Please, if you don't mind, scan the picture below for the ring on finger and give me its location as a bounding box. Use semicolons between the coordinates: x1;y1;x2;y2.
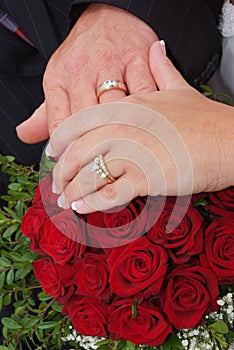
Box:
96;80;128;101
92;154;116;183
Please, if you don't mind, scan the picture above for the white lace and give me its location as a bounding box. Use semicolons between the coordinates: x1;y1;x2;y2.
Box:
218;0;234;37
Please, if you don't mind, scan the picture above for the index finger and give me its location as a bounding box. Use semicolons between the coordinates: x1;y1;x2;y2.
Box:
45;102;147;157
45;86;71;135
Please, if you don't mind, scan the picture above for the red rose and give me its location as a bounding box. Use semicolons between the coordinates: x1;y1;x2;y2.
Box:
200;218;234;284
21;205;48;254
39;209;86;265
33;176;62;216
73;252;112;300
87;197;149;248
148;199;203;263
64;296;108;337
33;257;74;302
108;237;168;297
163;264;219;329
208;187;234;212
109;297;172;346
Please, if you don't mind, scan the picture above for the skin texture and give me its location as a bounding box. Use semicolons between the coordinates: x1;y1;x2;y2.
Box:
47;41;234;213
16;4;158;143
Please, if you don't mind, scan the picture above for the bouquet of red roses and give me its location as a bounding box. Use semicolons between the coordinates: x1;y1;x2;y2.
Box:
21;175;234;348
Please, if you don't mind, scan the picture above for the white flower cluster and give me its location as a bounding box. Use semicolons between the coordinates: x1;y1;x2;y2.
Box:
178;291;234;350
61;325;104;350
209;292;234;327
178;326;216;350
61;291;234;350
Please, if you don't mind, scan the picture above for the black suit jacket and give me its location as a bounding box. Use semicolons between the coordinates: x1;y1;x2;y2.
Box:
0;0;223;86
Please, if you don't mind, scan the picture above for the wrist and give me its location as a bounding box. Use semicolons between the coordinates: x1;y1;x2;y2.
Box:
76;3;157;41
215;104;234;189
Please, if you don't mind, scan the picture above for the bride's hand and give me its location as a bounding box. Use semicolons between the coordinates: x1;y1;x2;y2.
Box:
46;41;234;213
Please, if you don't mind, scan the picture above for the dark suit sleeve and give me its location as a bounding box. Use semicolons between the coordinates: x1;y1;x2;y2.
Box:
67;0;224;86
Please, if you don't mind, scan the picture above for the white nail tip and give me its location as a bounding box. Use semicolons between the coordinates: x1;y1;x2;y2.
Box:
71;202;77;211
52;181;57;194
45;143;52;157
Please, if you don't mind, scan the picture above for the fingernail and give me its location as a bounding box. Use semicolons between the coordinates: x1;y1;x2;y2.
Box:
45;142;53;157
57;192;69;209
71;200;84;211
160;40;166;56
52;181;58;194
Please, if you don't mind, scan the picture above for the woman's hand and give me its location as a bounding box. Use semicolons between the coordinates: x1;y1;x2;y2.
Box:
47;41;234;213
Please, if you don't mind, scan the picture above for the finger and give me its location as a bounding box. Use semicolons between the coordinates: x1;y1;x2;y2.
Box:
52;129;114;194
69;80;98;115
16;102;49;144
57;157;124;209
96;72;127;104
71;174;138;214
125;56;157;93
45;86;71;135
149;40;189;91
45;102;158;158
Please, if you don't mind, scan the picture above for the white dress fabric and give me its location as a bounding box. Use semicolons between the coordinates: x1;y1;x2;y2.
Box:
208;0;234;101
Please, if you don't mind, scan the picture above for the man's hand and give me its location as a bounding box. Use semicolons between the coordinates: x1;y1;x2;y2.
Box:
16;4;158;144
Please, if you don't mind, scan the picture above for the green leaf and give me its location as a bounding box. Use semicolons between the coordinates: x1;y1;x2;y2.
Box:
123;341;136;350
2;326;8;339
7;344;15;350
3;223;20;240
19;251;37;262
20;317;39;329
15;201;24;219
3;293;12;306
6;269;14;285
38;321;59;329
8;252;22;261
194;199;208;207
95;339;113;347
210;321;229;334
200;84;213;93
6;155;15;162
96;345;110;350
1;317;22;330
38;291;52;301
15;264;33;280
15;305;26;316
0;257;11;268
2;207;19;220
51;301;63;313
0;346;10;350
0;295;3;311
0;271;5;289
160;333;183;350
8;183;22;191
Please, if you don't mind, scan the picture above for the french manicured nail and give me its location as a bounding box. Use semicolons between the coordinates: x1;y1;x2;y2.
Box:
160;40;166;56
45;142;53;157
71;200;84;211
52;181;58;194
57;192;69;209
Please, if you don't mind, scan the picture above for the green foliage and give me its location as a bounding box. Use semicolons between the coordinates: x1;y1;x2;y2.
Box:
0;155;72;349
200;85;233;106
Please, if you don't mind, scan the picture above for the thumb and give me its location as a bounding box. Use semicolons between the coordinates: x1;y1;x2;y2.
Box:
16;102;49;144
149;40;189;91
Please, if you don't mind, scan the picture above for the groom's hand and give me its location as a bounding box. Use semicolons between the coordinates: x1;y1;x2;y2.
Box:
16;3;158;144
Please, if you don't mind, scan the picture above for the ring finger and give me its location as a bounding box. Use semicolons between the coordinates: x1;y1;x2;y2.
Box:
57;155;125;209
96;67;127;103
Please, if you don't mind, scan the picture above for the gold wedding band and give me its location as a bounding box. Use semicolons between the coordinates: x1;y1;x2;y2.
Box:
96;80;128;100
92;154;116;183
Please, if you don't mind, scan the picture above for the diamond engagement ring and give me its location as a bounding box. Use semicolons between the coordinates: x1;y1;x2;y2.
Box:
96;80;128;100
92;154;116;183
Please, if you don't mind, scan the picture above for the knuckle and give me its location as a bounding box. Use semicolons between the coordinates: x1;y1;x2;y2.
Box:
102;184;118;202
